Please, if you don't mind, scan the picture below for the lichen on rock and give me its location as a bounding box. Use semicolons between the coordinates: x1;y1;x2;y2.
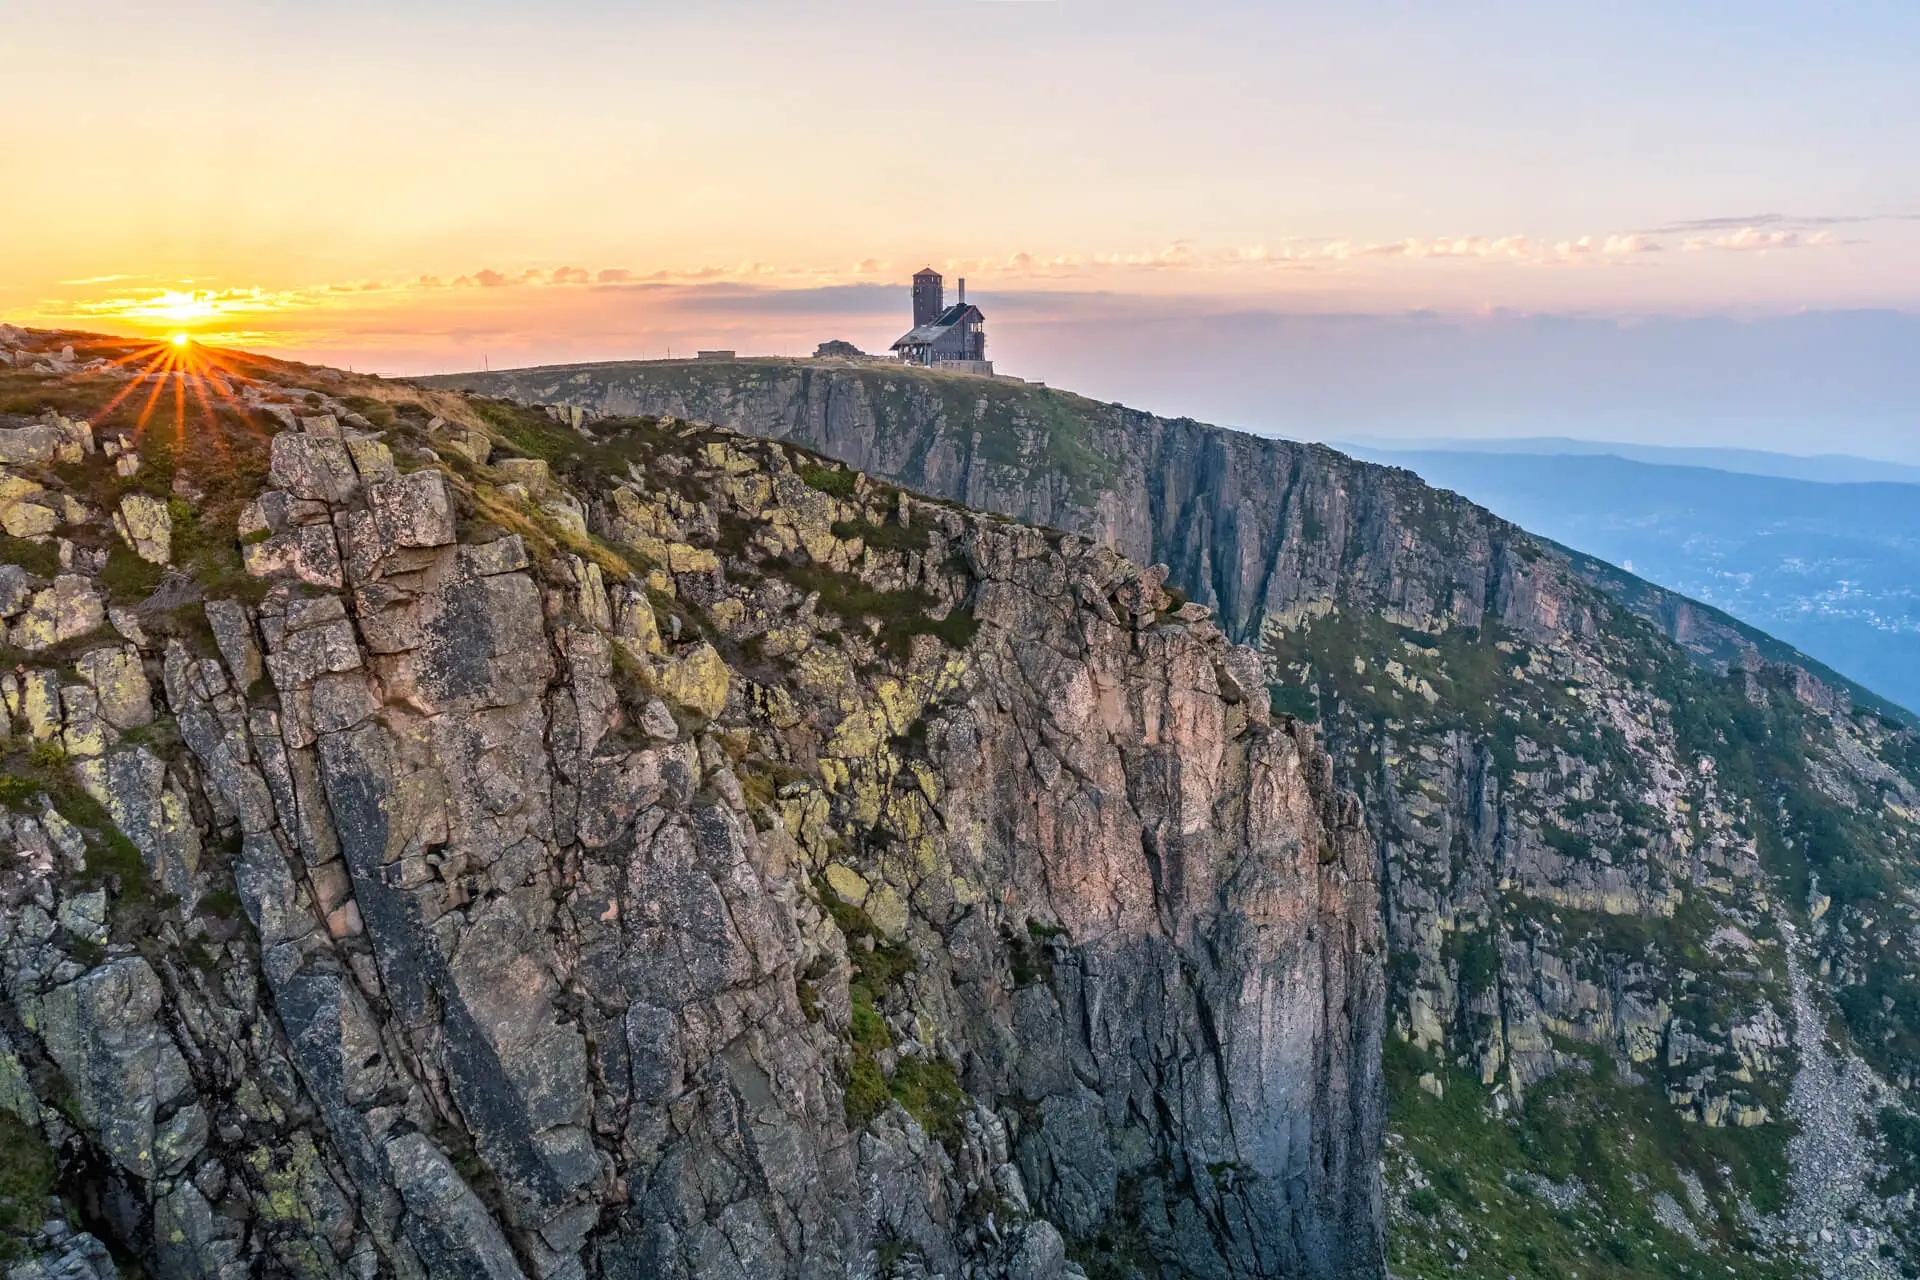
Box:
112;492;173;565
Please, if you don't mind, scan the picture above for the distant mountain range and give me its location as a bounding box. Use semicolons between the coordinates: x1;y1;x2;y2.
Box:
1337;434;1920;486
1343;441;1920;712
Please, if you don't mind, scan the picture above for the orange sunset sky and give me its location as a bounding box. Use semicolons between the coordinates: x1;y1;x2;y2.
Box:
4;1;1917;448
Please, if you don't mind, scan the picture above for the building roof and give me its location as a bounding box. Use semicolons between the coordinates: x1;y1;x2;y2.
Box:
913;266;942;278
891;303;983;349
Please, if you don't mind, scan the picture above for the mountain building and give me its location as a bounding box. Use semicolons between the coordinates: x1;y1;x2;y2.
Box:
890;267;992;375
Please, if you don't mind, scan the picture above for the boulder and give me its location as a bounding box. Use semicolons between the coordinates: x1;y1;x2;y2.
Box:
1006;1221;1069;1280
269;433;360;504
368;470;456;548
0;424;71;466
0;563;33;617
204;598;263;687
657;642;730;719
9;575;105;650
242;524;344;588
441;427;493;466
383;1133;529;1279
346;436;397;484
112;492;172;565
494;457;550;489
74;645;154;730
75;746;203;902
3;1224;117;1279
0;498;58;538
29;958;193;1180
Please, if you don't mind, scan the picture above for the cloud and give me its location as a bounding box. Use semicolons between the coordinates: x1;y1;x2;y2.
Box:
1683;227;1836;252
1647;211;1917;236
46;285;319;326
1412;236;1529;259
1653;213;1794;234
311;219;1846;300
986;235;1573;277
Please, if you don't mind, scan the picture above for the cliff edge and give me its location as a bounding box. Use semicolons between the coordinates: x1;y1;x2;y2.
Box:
0;330;1383;1279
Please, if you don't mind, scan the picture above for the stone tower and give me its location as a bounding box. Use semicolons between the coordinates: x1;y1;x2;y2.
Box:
912;267;943;329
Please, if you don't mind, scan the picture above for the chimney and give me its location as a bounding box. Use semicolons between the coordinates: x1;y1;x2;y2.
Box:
958;278;966;306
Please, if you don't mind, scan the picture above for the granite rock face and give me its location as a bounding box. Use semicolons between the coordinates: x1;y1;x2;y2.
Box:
14;335;1920;1277
429;361;1821;672
418;364;1559;641
432;359;1920;1276
0;354;1382;1278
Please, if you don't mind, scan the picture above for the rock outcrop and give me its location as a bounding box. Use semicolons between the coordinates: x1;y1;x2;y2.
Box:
0;333;1383;1278
9;333;1920;1277
434;357;1920;1277
432;362;1890;699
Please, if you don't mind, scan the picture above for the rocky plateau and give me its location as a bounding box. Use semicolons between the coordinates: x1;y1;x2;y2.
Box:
0;331;1382;1280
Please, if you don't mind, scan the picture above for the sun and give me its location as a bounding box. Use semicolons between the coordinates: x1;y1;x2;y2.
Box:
171;333;190;347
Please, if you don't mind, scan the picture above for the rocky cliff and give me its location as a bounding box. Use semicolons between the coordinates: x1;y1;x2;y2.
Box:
420;359;1898;702
433;358;1920;1279
0;329;1383;1279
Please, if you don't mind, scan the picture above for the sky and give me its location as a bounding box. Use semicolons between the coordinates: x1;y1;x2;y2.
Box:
3;1;1918;453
